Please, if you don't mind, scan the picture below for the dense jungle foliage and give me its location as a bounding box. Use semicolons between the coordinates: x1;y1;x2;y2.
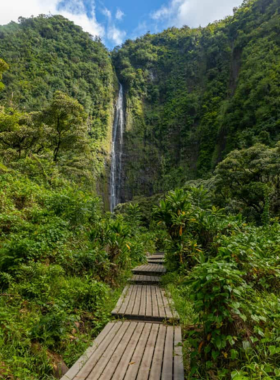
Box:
152;187;280;380
0;15;116;189
0;0;280;379
113;0;280;200
0;19;155;379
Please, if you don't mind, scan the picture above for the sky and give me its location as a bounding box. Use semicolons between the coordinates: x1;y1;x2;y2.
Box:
0;0;244;49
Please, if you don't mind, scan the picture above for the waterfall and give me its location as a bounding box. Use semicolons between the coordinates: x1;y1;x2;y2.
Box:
110;84;124;212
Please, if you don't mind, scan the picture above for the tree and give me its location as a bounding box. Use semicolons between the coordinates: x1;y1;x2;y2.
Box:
0;58;9;92
39;91;88;162
0;109;43;160
215;143;280;221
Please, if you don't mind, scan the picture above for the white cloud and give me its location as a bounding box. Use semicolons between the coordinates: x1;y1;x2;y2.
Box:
101;7;126;46
151;0;243;28
0;0;104;37
107;25;126;45
116;9;124;21
101;7;112;20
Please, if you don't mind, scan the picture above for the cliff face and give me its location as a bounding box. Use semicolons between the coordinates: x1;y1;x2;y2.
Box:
113;0;280;201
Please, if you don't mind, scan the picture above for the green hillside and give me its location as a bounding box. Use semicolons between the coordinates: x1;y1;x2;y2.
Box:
0;15;116;202
0;1;279;379
113;0;280;199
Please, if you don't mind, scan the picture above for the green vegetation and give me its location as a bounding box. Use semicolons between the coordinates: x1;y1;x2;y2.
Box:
0;15;116;198
0;19;154;378
113;0;280;199
0;170;155;378
1;0;280;378
153;186;280;379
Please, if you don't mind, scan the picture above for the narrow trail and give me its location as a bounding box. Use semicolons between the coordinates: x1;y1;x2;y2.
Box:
62;253;184;380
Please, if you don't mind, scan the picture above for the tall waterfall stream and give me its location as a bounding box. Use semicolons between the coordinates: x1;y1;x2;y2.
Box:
110;84;124;212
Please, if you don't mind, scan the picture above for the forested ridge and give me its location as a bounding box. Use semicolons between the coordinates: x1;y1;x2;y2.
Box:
113;0;280;199
0;15;116;203
0;0;280;379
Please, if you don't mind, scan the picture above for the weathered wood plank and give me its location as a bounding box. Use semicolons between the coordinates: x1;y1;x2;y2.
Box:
162;326;173;380
110;322;145;380
131;285;141;316
112;285;179;322
133;264;166;276
129;275;161;284
86;322;131;380
123;323;152;380
136;323;159;380
61;322;115;380
160;288;173;320
147;255;164;259
112;286;129;314
155;285;166;319
72;322;123;379
139;284;146;316
97;322;137;380
151;285;159;318
174;327;184;380
148;259;164;264
146;285;152;317
117;285;134;314
149;324;166;380
64;322;184;380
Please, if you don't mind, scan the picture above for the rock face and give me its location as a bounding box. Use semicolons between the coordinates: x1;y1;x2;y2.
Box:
112;0;280;201
53;361;69;379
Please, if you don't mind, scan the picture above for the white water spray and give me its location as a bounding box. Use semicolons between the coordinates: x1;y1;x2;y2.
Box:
110;84;124;212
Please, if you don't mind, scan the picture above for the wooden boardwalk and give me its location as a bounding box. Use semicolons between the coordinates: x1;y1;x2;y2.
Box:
147;259;164;264
112;285;179;322
133;264;166;275
61;321;184;380
129;275;160;284
62;253;184;380
147;254;164;260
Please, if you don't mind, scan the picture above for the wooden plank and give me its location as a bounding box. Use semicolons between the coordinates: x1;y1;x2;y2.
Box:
110;322;145;380
160;288;173;320
136;323;159;380
155;286;167;319
112;286;131;314
125;285;138;315
72;322;123;379
117;286;134;315
148;260;164;265
124;323;152;380
146;285;152;317
131;285;141;316
174;327;184;380
98;322;138;380
133;264;166;276
151;286;159;318
139;285;146;316
86;322;131;380
129;275;161;284
162;327;174;380
149;324;166;380
61;322;116;380
112;286;129;314
168;291;180;320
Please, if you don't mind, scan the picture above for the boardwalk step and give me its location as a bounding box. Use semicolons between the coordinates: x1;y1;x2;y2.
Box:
148;254;165;259
61;321;184;380
129;275;161;285
133;264;166;276
148;259;164;264
112;285;179;322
